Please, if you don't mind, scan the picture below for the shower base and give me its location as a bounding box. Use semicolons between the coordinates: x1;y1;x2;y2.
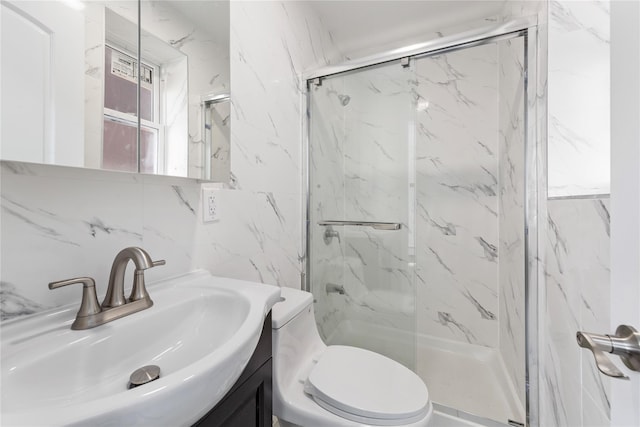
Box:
325;320;525;427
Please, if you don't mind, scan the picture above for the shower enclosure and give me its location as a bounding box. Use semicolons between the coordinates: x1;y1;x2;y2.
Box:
305;20;538;427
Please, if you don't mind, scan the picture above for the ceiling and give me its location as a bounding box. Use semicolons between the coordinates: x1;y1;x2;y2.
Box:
163;0;230;48
150;1;505;64
307;0;506;57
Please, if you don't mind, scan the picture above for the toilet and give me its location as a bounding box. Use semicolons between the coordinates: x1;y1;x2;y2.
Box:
272;287;433;427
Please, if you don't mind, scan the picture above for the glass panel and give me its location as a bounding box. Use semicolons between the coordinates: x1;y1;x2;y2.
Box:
102;118;157;173
413;36;526;424
308;60;417;370
102;118;136;172
308;33;528;427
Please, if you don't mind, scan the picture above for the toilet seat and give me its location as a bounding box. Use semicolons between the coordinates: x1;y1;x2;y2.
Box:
303;346;430;426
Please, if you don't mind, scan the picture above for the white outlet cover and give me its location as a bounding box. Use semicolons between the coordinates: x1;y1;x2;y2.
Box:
202;188;219;223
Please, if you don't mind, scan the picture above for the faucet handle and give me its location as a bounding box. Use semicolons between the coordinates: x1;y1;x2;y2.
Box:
129;258;165;303
49;277;101;327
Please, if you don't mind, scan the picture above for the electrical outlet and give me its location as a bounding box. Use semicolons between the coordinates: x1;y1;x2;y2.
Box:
202;188;219;222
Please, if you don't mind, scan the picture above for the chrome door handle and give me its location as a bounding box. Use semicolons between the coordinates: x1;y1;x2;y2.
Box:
577;324;640;379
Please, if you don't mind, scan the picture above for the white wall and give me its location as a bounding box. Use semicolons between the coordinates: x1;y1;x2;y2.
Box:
610;0;640;424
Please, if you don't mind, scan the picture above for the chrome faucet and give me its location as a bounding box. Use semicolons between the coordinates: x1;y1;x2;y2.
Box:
102;247;165;309
48;247;165;330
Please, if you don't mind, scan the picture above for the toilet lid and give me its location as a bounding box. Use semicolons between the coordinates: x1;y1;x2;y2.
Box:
304;346;430;424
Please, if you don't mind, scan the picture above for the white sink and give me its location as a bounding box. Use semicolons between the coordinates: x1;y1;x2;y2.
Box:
1;270;281;426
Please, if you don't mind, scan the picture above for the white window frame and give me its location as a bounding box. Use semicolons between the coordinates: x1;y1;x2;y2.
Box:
102;42;165;174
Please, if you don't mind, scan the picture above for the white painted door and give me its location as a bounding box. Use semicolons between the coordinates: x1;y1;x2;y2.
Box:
610;1;640;426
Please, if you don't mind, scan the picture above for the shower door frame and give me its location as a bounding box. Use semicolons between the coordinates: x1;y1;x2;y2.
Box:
301;16;544;427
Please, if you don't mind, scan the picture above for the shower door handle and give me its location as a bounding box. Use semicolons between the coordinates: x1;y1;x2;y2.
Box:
577;324;640;379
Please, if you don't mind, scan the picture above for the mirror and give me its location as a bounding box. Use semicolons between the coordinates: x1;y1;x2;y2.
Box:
0;0;230;181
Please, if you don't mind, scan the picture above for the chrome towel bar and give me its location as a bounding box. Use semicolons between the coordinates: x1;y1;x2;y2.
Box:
317;220;401;230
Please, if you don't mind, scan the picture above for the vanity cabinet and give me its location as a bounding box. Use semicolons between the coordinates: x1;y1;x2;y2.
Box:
193;313;272;427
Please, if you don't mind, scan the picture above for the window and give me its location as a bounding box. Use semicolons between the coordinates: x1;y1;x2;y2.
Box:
102;45;162;173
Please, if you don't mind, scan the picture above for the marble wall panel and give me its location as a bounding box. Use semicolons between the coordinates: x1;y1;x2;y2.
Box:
230;1;341;194
541;197;611;427
228;0;340;291
193;189;302;290
0;162;305;320
0;162;192;319
547;0;610;197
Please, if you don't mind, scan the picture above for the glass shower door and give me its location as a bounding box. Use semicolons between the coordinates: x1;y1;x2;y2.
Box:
308;60;417;370
307;30;529;426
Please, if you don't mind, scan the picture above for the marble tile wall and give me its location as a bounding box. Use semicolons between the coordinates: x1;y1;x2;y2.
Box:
0;161;307;320
547;0;610;197
0;162;200;319
228;0;341;289
541;197;611;427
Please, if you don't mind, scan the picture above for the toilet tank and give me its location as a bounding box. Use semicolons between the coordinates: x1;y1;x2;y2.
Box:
271;287;326;388
272;287;314;329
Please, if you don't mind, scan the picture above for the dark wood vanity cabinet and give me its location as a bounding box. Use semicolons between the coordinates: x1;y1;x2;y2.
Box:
193;313;272;427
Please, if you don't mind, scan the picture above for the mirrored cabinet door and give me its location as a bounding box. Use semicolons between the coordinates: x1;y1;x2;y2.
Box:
1;0;230;182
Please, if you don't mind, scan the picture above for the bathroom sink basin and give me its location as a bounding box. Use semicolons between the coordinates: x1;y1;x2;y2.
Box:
1;270;281;426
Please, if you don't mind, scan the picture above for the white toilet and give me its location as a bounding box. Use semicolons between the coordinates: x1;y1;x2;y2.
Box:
272;287;433;427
